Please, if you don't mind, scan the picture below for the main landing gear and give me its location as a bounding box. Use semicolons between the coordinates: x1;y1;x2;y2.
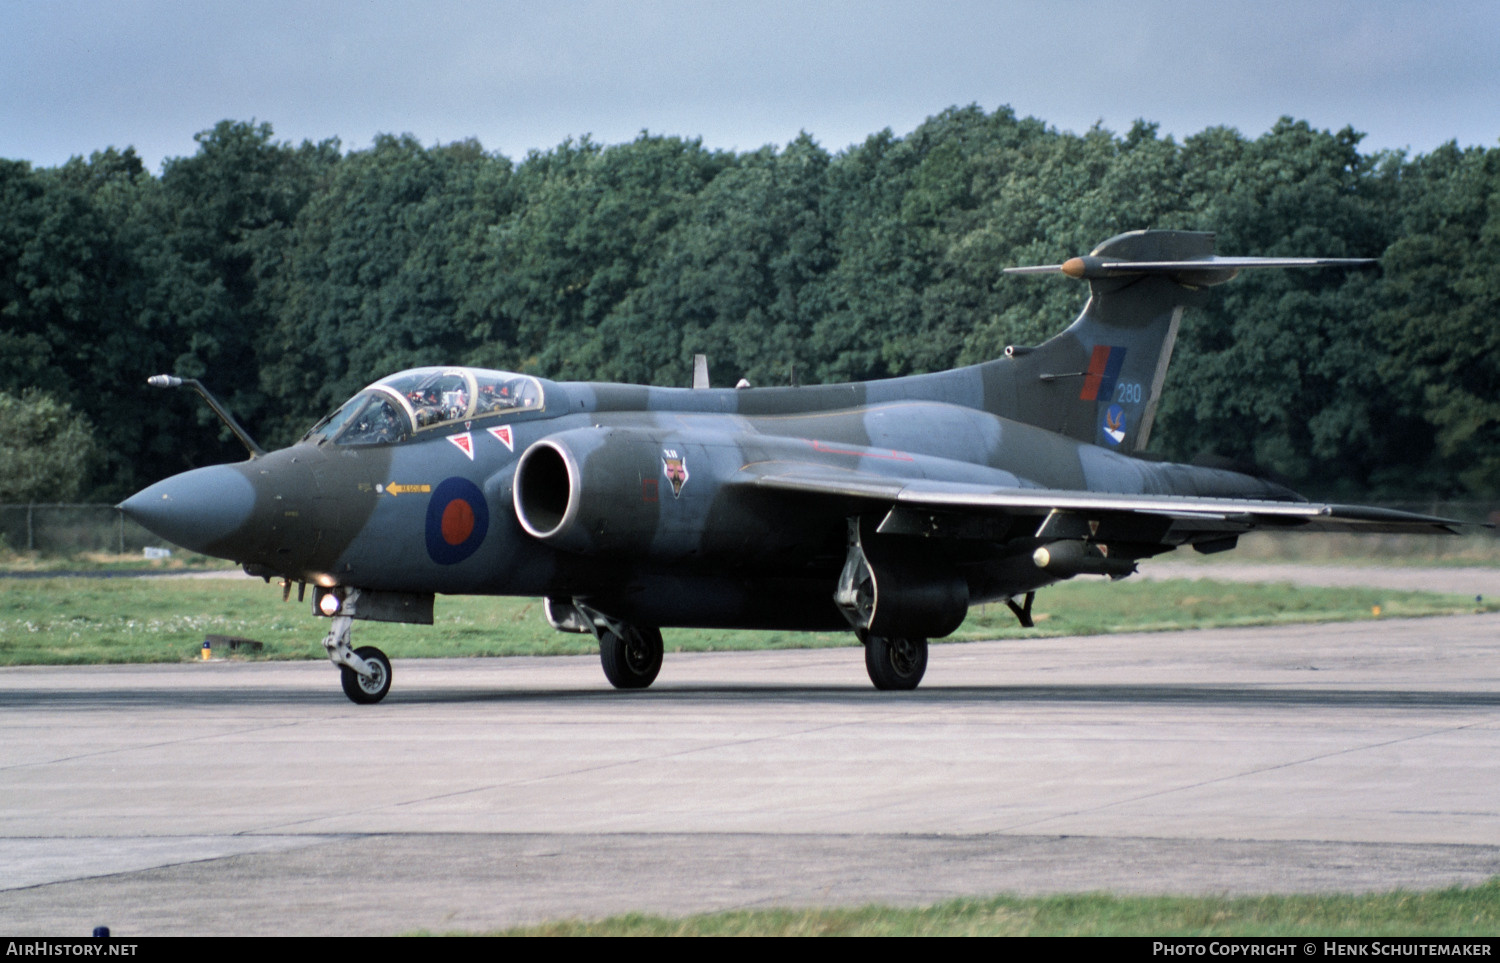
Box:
543;597;665;690
594;621;664;690
322;614;393;705
860;631;928;690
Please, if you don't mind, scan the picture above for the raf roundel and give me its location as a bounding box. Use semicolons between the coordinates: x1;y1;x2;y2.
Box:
425;477;490;565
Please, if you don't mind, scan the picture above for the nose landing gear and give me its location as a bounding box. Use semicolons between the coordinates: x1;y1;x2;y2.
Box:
339;644;392;704
322;613;393;704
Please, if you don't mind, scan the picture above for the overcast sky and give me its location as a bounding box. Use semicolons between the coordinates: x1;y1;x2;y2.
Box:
3;0;1496;172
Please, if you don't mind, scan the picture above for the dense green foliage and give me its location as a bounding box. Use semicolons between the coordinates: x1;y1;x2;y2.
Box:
0;389;97;502
2;110;1496;500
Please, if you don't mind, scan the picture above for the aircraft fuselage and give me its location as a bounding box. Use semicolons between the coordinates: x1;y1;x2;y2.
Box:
123;370;1290;631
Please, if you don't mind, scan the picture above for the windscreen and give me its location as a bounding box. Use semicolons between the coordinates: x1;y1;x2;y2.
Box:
306;367;544;447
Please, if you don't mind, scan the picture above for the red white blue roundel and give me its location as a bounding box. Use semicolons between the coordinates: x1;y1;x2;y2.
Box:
425;477;489;564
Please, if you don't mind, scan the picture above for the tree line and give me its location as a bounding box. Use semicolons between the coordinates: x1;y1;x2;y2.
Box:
1;107;1496;502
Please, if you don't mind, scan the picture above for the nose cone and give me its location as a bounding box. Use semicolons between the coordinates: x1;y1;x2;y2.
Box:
118;464;258;557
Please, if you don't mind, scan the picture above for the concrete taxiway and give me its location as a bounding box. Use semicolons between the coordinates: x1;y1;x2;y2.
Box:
2;613;1499;935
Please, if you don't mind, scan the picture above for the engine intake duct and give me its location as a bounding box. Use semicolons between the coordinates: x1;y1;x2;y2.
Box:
512;426;746;559
515;431;667;557
514;438;583;544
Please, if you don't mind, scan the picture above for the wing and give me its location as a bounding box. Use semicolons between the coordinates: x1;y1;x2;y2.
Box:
738;464;1465;543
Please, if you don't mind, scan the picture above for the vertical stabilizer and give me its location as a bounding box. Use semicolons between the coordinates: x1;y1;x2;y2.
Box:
998;231;1371;452
1002;231;1213;451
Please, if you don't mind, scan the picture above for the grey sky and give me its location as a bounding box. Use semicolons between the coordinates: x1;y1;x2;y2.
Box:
3;0;1495;172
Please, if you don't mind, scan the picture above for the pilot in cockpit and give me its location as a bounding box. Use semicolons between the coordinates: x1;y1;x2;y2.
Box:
342;396;407;445
405;388;434;427
476;378;536;414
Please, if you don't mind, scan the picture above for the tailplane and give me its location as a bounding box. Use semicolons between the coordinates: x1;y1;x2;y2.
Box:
999;230;1372;451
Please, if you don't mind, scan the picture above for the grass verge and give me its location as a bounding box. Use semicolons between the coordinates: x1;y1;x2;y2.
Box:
1163;531;1500;568
0;549;238;573
464;880;1500;936
1;574;1492;666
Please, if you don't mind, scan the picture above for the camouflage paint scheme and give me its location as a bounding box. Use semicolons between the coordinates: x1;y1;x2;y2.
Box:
121;231;1460;700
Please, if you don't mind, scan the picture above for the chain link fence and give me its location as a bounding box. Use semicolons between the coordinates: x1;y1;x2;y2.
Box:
0;504;172;556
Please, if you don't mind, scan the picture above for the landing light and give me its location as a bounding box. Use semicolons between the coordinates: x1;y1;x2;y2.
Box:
319;593;342;617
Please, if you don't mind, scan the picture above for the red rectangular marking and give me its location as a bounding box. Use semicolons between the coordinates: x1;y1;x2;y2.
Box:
1079;344;1112;401
808;440;915;462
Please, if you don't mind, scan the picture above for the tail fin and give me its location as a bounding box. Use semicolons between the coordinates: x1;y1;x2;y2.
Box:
999;230;1372;452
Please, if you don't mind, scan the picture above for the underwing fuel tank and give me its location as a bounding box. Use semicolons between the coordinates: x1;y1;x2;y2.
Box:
1032;540;1138;579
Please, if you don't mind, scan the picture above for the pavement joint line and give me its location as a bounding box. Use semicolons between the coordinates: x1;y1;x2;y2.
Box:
988;716;1500;836
0;720;306;772
236;719;868;834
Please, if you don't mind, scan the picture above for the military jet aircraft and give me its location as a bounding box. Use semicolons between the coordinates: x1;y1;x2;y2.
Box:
120;230;1460;703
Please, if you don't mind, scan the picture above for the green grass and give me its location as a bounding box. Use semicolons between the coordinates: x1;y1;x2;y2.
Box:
462;880;1500;936
1172;531;1500;568
0;573;1492;666
950;577;1493;640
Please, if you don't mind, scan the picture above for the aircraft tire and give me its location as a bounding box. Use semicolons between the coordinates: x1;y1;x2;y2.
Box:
340;645;392;704
599;625;663;690
863;633;927;691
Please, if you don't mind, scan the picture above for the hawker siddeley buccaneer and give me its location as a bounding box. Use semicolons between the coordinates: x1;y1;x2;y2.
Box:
121;230;1462;703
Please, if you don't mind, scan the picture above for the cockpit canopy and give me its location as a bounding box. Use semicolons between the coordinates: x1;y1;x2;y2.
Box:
306;367;544;446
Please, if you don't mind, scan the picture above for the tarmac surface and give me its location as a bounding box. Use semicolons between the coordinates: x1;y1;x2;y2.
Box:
3;592;1500;936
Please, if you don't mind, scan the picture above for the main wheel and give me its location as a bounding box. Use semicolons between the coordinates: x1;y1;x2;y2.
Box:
863;633;927;691
340;645;392;704
599;625;663;690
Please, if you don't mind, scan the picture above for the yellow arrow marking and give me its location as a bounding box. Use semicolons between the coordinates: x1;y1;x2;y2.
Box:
384;483;432;496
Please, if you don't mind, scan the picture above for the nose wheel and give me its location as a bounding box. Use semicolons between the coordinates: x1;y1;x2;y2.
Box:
322;613;393;704
340;645;392;704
